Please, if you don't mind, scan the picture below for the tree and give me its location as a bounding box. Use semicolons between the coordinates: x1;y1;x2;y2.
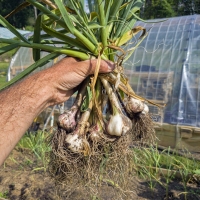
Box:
176;0;200;15
142;0;175;19
141;0;200;19
0;0;34;29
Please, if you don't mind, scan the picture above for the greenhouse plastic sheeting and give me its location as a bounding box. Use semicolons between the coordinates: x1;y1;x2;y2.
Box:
125;15;200;127
124;14;200;151
0;27;30;39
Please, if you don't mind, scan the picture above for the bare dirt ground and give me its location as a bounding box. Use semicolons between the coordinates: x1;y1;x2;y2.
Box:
0;149;200;200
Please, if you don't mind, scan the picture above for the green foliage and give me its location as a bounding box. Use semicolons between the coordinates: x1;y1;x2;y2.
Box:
142;0;175;19
0;62;9;70
0;43;18;61
174;1;199;18
0;0;34;28
175;0;200;15
132;146;200;197
0;62;8;87
81;86;92;112
0;0;146;90
18;131;51;171
141;0;200;19
24;25;34;31
0;191;8;198
0;74;6;87
133;146;200;175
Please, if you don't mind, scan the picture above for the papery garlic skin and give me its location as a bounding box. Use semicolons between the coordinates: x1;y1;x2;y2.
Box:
65;133;83;153
57;109;77;132
106;113;132;136
126;97;144;113
88;124;102;142
121;114;133;135
89;131;102;142
141;104;149;115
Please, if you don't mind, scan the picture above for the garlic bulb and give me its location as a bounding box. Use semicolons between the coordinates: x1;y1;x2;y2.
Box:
57;108;77;132
141;104;149;115
88;124;102;142
106;113;132;136
126;97;144;113
65;132;83;153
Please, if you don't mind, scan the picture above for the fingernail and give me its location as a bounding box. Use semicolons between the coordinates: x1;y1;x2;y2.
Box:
106;61;115;71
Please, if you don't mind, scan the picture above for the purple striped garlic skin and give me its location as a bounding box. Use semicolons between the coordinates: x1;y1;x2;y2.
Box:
126;97;145;113
57;108;77;132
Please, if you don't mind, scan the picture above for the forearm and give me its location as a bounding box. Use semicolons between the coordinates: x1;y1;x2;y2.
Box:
0;70;53;165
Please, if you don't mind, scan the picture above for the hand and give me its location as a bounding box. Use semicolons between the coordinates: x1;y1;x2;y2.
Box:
43;57;115;105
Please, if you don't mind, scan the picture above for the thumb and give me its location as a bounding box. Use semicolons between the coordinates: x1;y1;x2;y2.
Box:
81;59;115;76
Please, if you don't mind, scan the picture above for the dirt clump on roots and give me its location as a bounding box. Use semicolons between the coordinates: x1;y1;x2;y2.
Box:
132;113;156;145
48;111;156;194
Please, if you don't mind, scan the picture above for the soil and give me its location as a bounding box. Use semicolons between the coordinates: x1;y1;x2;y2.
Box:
0;149;200;200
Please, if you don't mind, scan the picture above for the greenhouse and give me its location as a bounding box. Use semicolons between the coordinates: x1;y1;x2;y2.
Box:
7;14;200;151
125;14;200;151
0;27;30;39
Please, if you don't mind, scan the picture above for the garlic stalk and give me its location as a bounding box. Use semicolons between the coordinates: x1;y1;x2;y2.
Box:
65;99;93;154
100;73;162;109
100;77;132;137
57;78;89;132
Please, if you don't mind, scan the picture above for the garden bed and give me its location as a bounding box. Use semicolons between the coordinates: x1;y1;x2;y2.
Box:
0;142;200;200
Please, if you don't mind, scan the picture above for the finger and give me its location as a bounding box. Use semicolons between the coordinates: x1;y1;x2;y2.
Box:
92;59;115;73
79;59;115;76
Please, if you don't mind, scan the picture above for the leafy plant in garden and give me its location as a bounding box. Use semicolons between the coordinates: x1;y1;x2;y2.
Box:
132;146;200;199
18;131;51;171
0;0;159;192
0;191;8;199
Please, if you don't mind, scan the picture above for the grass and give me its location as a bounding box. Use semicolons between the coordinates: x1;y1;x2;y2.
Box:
3;131;200;199
0;76;6;88
0;43;14;88
0;62;9;87
0;191;8;198
0;43;14;87
132;145;200;199
0;43;18;62
0;62;9;70
17;131;51;171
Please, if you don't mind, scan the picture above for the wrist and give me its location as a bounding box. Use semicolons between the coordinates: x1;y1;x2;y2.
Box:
18;70;54;113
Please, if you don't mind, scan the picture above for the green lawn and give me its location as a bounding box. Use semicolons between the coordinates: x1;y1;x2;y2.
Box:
0;76;6;88
0;62;9;87
0;62;9;70
0;42;18;88
0;43;18;61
